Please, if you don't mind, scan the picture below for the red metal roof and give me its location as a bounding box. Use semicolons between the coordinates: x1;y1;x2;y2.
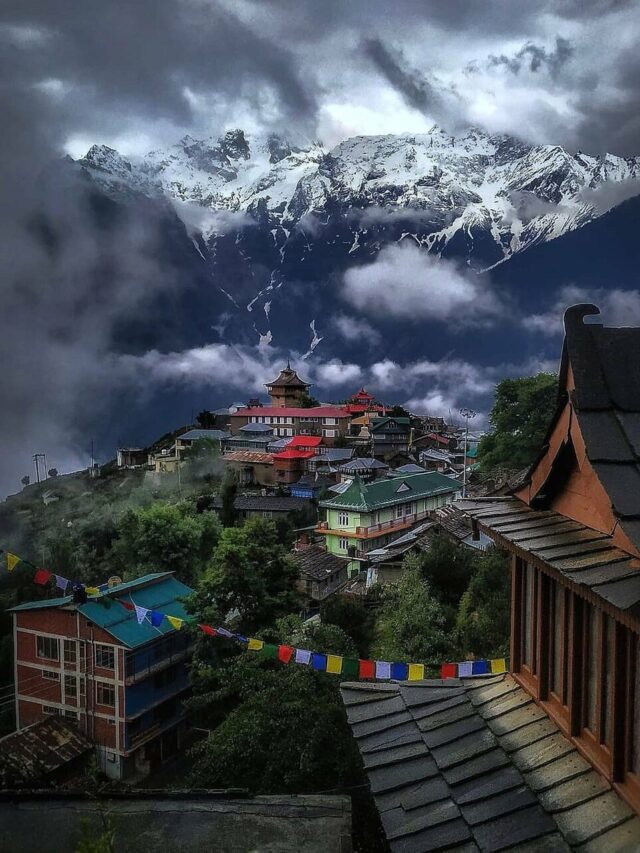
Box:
231;406;348;417
272;449;316;460
288;435;323;447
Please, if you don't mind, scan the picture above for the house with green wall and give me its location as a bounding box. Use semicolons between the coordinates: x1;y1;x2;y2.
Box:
316;471;460;576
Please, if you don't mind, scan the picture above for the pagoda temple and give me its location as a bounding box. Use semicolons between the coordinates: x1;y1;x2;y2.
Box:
265;362;311;407
344;387;385;416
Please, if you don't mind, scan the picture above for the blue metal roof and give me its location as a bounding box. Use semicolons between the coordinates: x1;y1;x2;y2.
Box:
179;429;230;440
10;573;194;649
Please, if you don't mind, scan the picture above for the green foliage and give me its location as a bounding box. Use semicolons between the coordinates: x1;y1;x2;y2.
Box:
75;816;114;853
218;469;238;528
478;373;558;471
111;502;221;585
456;547;510;658
320;595;377;657
298;393;320;408
414;536;475;607
372;566;449;662
188;621;360;794
195;410;216;429
193;518;300;633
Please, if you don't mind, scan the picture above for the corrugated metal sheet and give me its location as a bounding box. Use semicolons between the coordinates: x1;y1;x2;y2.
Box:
0;717;91;787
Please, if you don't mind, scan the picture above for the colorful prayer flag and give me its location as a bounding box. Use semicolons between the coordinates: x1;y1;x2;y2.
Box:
458;661;473;677
198;624;217;636
85;586;100;596
6;553;20;572
342;658;359;678
55;575;69;593
295;648;311;665
278;645;294;664
216;627;234;638
134;605;149;625
375;661;391;680
34;569;52;586
471;660;490;675
408;663;425;681
359;659;375;679
261;643;278;660
166;615;183;630
248;638;264;651
120;600;135;611
150;611;164;628
312;653;327;671
490;658;506;674
391;662;409;681
441;663;457;679
326;655;343;674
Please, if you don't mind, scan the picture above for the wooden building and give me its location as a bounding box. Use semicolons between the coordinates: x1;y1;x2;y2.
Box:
265;362;311;408
461;304;640;815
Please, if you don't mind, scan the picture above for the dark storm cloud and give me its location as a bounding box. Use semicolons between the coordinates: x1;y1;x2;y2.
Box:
487;38;574;77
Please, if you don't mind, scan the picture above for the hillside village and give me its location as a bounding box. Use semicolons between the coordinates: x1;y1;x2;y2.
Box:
4;306;640;851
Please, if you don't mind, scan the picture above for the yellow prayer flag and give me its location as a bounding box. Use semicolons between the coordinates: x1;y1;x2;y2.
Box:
408;664;425;681
326;655;343;674
490;658;506;674
248;638;264;651
6;553;20;572
85;586;100;595
166;615;183;630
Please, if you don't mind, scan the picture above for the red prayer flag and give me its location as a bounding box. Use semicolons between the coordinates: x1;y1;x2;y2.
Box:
199;624;217;636
34;569;52;586
278;644;294;664
441;663;457;679
119;600;135;611
359;659;375;679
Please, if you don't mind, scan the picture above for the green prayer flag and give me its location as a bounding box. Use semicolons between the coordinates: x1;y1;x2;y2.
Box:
342;658;359;678
261;643;278;660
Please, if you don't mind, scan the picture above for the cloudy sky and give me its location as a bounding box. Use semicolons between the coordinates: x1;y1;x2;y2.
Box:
1;0;640;494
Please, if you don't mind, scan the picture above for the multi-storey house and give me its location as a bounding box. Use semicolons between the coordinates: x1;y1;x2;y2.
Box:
316;471;460;575
10;572;193;780
229;406;350;445
265;362;312;408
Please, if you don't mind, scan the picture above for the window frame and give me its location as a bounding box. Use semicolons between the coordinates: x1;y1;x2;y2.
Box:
36;636;59;661
95;644;115;669
96;681;116;708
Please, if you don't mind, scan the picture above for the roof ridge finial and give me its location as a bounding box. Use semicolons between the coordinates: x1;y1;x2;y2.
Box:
286;358;291;370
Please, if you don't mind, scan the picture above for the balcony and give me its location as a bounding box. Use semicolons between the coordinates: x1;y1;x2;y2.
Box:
316;509;431;541
125;643;193;686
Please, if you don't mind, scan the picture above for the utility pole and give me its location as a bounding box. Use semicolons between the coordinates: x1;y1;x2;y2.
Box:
459;408;477;498
33;453;46;483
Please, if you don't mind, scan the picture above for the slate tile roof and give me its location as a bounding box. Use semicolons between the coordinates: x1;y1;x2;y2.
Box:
458;497;640;618
341;674;640;851
178;428;230;441
209;495;311;513
0;717;91;787
292;544;347;581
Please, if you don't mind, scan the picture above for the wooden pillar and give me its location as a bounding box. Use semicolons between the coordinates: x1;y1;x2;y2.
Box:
510;555;521;673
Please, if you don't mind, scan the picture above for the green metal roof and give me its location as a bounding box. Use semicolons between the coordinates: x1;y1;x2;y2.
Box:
319;471;459;511
10;573;194;649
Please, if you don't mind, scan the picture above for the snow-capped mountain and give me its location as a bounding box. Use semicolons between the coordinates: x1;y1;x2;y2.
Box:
77;126;640;268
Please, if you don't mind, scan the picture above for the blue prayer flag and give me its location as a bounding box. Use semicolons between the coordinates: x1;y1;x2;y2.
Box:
150;611;164;628
390;662;409;680
312;653;327;671
472;660;490;675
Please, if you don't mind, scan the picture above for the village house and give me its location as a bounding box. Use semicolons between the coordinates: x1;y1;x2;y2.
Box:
292;543;349;603
340;305;640;851
337;457;389;483
290;473;334;499
265;362;312;407
229;405;350;445
116;448;147;469
369;416;411;457
222;450;275;486
175;428;230;454
207;494;313;522
306;447;355;476
343;387;385;416
10;573;193;781
316;471;460;576
224;422;275;452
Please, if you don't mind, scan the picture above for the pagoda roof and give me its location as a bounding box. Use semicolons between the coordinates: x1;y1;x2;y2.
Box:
265;362;311;389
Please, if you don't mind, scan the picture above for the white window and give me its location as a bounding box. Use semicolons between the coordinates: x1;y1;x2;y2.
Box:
338;511;349;526
339;537;349;551
262;510;273;518
37;636;59;661
324;429;336;438
96;682;115;707
42;670;59;681
324;418;337;425
286;428;293;436
95;644;115;669
64;639;77;665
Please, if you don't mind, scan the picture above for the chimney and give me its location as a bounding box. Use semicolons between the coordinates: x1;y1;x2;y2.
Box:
295;532;311;551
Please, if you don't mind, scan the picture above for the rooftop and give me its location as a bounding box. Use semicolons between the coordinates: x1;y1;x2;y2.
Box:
210;495;311;512
338;458;389;472
11;573;193;649
371;417;411;432
292;544;348;581
178;428;230;441
272;449;316;460
0;717;92;787
342;674;640;851
223;451;274;464
239;423;274;433
390;463;426;476
265;363;311;389
232;406;348;418
288;435;323;448
310;448;354;463
321;472;459;512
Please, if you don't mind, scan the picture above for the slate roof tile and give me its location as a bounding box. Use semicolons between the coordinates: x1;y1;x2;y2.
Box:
431;729;498;770
458;784;537;827
524;751;592;793
510;732;576;773
368;756;440;794
442;748;511;786
472;803;557;851
451;765;525;806
576;815;640;852
552;790;634;846
421;714;485;749
383;797;461;839
497;717;559;753
537;770;611;812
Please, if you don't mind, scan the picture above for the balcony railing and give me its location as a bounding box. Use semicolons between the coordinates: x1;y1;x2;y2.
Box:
125;644;194;685
355;509;430;536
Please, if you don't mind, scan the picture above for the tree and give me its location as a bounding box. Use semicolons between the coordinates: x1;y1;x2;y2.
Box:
47;468;59;478
195;409;216;429
20;476;29;487
415;536;475;607
456;547;510;659
478;373;558;472
388;405;410;418
193;518;300;633
320;594;377;657
111;502;221;585
372;566;449;663
218;469;238;527
298;392;320;408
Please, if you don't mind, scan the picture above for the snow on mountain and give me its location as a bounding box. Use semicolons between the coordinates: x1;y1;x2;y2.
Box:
76;126;640;266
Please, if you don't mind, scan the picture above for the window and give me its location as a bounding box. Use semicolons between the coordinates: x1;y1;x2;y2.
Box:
324;418;337;425
95;644;114;669
63;710;78;721
42;670;59;681
338;537;349;551
42;705;60;716
323;429;336;438
262;510;273;518
64;639;77;665
79;678;86;700
37;636;59;661
64;674;77;700
96;682;115;707
338;511;349;526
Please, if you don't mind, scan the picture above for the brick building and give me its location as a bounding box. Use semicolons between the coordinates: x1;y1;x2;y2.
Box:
229;405;350;444
10;572;193;780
